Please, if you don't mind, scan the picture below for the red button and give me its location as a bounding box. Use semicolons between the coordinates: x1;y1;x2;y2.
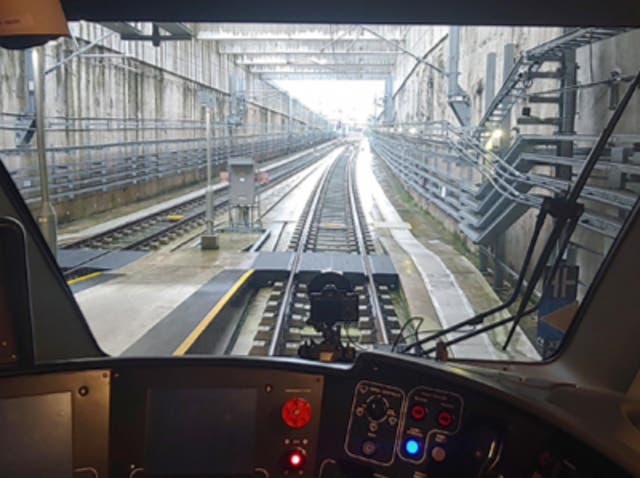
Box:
437;410;453;428
281;397;312;428
411;404;426;421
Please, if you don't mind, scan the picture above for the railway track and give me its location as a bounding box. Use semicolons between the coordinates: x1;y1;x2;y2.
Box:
61;142;339;278
250;145;401;357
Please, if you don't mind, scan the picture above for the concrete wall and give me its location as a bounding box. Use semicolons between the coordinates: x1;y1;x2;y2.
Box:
0;21;331;222
386;26;640;295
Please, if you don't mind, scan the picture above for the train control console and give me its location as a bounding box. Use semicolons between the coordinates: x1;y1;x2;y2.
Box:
0;352;635;478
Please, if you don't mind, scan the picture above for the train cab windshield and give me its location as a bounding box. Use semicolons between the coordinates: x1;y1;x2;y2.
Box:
0;1;639;477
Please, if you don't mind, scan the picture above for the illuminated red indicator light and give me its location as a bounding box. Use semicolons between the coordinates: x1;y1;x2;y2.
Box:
411;404;426;421
437;410;453;427
286;450;306;469
281;397;312;428
289;452;303;467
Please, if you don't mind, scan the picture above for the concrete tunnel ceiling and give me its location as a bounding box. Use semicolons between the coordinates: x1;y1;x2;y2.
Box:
195;24;413;80
101;22;423;81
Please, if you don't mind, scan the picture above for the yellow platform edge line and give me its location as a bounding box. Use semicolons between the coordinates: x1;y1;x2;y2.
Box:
66;271;102;285
173;269;254;356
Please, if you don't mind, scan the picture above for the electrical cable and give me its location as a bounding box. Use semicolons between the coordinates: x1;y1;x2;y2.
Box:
391;317;424;352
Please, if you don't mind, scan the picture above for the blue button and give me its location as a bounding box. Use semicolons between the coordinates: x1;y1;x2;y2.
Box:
404;438;420;456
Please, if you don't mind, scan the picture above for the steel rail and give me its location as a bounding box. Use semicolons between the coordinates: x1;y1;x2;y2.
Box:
346;149;389;345
63;143;340;279
266;151;340;356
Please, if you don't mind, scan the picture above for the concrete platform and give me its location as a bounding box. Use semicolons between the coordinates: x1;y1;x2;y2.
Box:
60;248;147;273
68;272;122;293
72;147;340;356
74;232;258;355
356;140;539;361
124;268;252;356
58;247;106;269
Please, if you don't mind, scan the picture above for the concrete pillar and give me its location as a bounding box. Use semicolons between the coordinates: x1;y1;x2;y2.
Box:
448;26;461;96
384;75;394;125
447;26;471;126
498;43;516;152
485;52;497;110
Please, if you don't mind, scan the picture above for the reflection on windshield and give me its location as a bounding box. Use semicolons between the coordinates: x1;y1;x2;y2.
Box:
1;23;638;362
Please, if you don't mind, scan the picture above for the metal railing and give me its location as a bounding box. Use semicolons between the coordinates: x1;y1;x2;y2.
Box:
369;123;640;244
1;123;336;204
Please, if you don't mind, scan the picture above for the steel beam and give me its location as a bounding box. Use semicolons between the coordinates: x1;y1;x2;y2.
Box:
155;22;193;37
100;22;143;36
233;53;397;66
196;23;406;41
218;39;402;55
249;64;392;75
261;73;390;80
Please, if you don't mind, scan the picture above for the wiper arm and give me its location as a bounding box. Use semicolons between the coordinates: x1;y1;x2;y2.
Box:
401;68;640;358
420;305;538;357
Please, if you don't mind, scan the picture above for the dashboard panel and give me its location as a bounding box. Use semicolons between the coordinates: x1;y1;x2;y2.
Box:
0;352;635;478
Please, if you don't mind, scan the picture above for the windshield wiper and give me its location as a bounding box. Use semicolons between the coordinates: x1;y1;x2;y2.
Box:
401;69;640;359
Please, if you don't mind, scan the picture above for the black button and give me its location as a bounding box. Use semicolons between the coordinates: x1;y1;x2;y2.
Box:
362;440;377;456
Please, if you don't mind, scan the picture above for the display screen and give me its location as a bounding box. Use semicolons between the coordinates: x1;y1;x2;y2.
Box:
0;393;73;478
144;388;257;476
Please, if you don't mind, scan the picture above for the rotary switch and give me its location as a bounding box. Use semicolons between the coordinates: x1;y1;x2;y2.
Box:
365;395;389;421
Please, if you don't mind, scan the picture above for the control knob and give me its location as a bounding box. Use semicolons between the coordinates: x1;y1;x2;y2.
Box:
365;395;389;421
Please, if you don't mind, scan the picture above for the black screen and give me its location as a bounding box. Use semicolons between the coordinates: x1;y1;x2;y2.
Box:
0;393;73;478
144;388;257;476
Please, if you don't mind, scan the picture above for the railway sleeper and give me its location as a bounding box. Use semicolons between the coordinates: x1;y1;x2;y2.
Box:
249;344;268;356
254;329;274;342
358;316;374;330
259;316;276;327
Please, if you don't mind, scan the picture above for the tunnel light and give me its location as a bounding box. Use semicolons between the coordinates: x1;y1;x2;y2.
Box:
491;128;504;139
485;128;504;151
409;127;417;135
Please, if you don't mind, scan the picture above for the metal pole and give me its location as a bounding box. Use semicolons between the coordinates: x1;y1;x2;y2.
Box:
556;38;578;264
33;46;57;257
201;105;218;249
205;107;213;234
288;95;293;153
384;75;394;125
491;43;517;289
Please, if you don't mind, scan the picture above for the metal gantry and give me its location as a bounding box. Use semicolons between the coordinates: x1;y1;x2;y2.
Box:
198;24;423;81
474;27;632;141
